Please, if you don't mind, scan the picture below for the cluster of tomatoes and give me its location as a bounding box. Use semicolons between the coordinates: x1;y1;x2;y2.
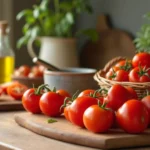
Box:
13;65;45;78
21;83;150;134
105;52;150;82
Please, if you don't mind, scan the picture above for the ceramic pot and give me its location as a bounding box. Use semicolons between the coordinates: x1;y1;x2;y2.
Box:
27;37;79;68
44;68;98;95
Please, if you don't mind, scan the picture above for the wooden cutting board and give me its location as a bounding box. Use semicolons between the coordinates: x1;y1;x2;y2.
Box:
0;95;24;111
14;112;150;150
80;14;136;69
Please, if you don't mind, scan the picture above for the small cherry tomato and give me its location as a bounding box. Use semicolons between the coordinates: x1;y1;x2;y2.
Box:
22;88;42;114
83;104;114;133
78;89;96;97
68;96;98;127
7;82;28;100
40;92;64;117
116;99;149;133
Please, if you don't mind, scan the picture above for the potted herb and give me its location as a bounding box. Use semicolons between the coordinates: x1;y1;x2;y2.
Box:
16;0;98;68
134;12;150;53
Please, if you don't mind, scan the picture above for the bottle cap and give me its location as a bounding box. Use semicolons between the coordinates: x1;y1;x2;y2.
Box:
0;20;8;35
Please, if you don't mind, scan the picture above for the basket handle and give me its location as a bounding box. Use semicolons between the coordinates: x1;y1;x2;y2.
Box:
103;56;126;72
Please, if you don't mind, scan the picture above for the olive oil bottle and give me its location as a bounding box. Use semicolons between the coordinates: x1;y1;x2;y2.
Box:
0;21;15;83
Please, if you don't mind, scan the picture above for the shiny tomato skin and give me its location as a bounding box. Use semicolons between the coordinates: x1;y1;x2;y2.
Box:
142;96;150;125
68;96;98;127
113;70;129;81
116;99;149;133
132;52;150;68
115;60;132;68
104;84;130;111
78;89;96;97
40;92;64;117
22;88;42;113
7;83;28;100
56;89;71;98
64;105;70;121
129;67;150;82
125;86;138;99
83;105;114;133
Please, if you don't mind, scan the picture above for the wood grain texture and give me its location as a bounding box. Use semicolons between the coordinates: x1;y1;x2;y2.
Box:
0;95;24;111
14;112;150;150
0;111;99;150
80;14;136;70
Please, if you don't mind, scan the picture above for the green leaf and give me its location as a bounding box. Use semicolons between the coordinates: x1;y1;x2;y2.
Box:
76;28;99;42
47;118;57;123
17;35;29;49
40;0;50;11
16;9;32;20
33;6;41;18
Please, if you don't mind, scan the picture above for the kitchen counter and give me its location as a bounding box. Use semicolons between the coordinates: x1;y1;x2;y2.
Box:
0;111;149;150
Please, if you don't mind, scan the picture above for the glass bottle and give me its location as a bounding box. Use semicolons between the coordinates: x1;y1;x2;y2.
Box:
0;20;15;83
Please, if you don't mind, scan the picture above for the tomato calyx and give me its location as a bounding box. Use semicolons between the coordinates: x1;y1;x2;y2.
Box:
138;66;150;78
119;59;132;71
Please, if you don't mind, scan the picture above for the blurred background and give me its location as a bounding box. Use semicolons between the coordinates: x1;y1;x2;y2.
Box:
0;0;150;68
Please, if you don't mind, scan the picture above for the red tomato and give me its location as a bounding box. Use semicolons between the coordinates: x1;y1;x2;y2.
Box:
56;89;71;98
106;70;129;81
68;96;98;127
104;84;130;111
22;88;42;114
29;65;44;78
7;82;28;100
39;92;64;117
125;86;138;99
83;105;114;133
132;52;150;68
115;59;132;71
116;99;149;133
78;89;96;97
142;95;150;125
18;65;31;77
129;67;150;82
64;105;70;121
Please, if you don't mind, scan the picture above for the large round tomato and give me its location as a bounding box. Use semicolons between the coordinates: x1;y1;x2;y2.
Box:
129;67;150;82
104;84;130;111
116;99;149;133
68;96;98;127
83;105;114;133
7;82;28;100
39;92;64;117
22;88;42;113
142;95;150;125
78;89;96;97
132;52;150;68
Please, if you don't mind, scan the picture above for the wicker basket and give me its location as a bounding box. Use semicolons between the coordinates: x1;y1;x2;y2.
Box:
94;56;150;99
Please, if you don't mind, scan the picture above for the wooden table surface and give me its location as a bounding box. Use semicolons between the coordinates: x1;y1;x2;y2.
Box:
0;111;150;150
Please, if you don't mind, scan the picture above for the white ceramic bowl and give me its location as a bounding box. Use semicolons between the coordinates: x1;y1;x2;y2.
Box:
44;68;98;95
